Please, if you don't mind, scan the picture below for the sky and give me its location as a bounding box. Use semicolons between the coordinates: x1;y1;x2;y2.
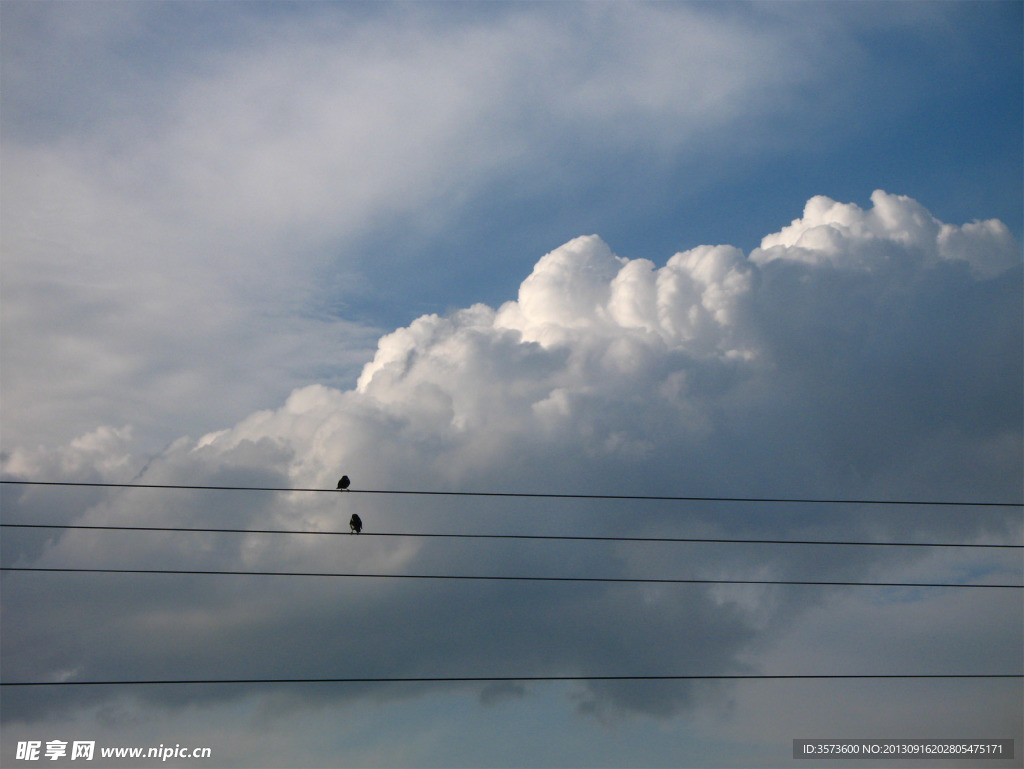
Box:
0;2;1021;768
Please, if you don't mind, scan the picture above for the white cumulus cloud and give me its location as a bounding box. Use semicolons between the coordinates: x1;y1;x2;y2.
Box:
2;193;1020;729
752;189;1018;277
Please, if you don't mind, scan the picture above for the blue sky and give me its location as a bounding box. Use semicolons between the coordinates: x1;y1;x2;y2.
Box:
1;2;1022;768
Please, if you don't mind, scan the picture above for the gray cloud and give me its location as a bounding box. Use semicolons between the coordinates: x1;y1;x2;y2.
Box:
3;192;1019;733
2;2;987;453
2;4;1021;763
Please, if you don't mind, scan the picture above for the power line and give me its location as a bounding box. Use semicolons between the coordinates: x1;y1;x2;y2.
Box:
1;673;1019;687
3;479;1020;507
3;566;1020;589
3;522;1020;549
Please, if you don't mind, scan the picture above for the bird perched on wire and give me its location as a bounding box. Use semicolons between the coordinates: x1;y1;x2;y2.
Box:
349;513;362;534
337;475;350;491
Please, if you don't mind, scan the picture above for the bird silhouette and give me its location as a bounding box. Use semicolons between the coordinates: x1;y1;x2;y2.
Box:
337;475;350;491
349;513;362;534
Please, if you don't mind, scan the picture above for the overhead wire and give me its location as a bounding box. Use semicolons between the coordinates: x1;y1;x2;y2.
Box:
4;484;1019;587
2;479;1021;507
2;482;1020;692
2;673;1020;687
3;566;1020;589
2;522;1020;549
